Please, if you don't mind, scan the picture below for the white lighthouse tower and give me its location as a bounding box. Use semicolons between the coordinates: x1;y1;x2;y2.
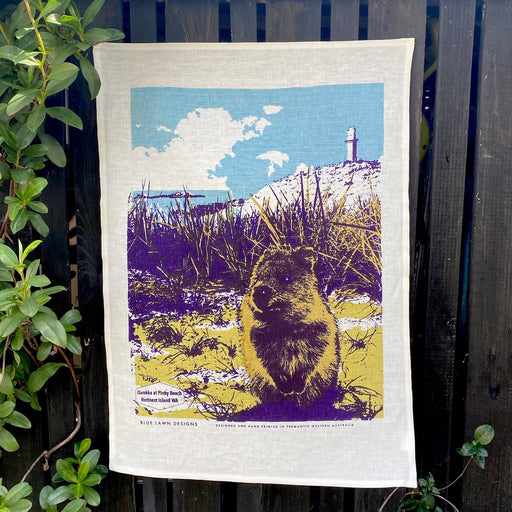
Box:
345;126;358;162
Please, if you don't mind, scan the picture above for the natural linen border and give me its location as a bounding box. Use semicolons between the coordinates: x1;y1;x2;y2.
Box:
94;40;416;487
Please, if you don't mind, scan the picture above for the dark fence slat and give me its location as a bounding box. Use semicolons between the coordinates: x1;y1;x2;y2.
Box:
318;486;346;512
130;0;157;42
163;3;223;509
230;0;258;42
464;0;512;510
418;0;476;485
237;483;264;511
69;1;136;511
330;0;360;41
360;1;427;510
265;0;322;41
142;477;168;512
261;485;310;512
0;406;46;491
165;0;219;42
368;0;427;265
172;480;221;512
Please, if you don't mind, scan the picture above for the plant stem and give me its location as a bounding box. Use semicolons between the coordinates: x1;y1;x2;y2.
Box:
436;493;461;512
21;401;82;482
439;456;474;491
56;344;80;400
0;21;10;45
0;336;10;384
23;0;47;72
378;486;400;512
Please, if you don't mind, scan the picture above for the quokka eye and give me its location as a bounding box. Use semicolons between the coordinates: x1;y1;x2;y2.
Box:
283;274;292;283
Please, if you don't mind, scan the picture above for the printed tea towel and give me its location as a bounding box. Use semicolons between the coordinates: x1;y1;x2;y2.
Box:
95;40;416;487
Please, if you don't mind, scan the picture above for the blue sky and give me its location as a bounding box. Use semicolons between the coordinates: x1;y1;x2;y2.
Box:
131;84;383;199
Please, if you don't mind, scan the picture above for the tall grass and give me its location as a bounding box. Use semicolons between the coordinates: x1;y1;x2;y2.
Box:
127;172;382;304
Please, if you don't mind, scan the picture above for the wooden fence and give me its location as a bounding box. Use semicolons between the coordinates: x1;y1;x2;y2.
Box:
1;0;511;510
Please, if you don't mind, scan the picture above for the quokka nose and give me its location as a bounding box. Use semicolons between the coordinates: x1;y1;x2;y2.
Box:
252;284;272;310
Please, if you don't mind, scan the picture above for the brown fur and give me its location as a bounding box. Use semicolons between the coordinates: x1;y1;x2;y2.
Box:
241;246;340;408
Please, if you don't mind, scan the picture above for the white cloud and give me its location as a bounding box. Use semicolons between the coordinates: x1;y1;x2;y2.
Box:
157;125;172;132
257;150;289;177
132;108;271;190
263;105;284;115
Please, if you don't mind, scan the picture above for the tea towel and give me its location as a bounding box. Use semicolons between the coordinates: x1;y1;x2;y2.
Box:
94;40;416;487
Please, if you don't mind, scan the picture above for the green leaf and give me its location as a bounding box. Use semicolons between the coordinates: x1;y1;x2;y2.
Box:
0;270;13;282
39;0;63;19
475;445;488;458
32;286;66;302
83;486;100;507
72;483;84;499
0;286;20;304
62;498;86;512
474;424;495;446
39;485;58;511
56;459;79;484
28;211;50;238
80;473;101;487
6;89;40;117
20;177;48;201
25;260;40;280
10;208;30;234
11;328;24;350
27;274;51;288
16;124;38;150
66;335;82;355
61;309;82;326
59;15;82;34
38;132;66;167
9;498;33;512
0;401;15;418
46;62;79;96
27;201;48;214
0;310;29;337
27;104;46;133
76;53;100;99
0;46;38;66
398;497;420;510
13;388;32;403
21;240;43;262
81;449;100;472
11;167;33;185
4;481;32;505
457;441;476;457
84;27;124;44
83;0;105;27
46;44;77;67
20;296;40;316
0;374;14;395
27;362;66;392
0;426;19;452
77;461;89;482
22;144;48;157
46;106;83;130
4;410;31;429
473;455;486;469
75;438;91;460
0;245;18;269
37;341;53;361
33;311;67;346
0;121;17;149
47;485;74;505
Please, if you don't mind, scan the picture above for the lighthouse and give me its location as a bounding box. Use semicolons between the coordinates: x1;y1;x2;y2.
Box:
345;126;358;162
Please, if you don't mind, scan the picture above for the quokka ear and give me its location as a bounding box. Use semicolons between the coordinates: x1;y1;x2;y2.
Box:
294;246;317;271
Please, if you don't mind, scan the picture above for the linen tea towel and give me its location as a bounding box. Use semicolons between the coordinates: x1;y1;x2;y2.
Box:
94;40;416;487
